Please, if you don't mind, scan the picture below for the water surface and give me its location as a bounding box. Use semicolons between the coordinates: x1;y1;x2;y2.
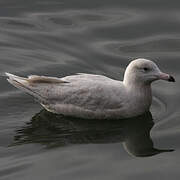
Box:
0;0;180;179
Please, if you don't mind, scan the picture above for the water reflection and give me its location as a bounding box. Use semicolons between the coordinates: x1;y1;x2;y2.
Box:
13;110;174;157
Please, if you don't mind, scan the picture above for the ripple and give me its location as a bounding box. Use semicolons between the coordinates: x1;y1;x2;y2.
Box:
27;8;139;32
119;37;180;54
0;8;153;75
95;35;180;58
0;17;44;32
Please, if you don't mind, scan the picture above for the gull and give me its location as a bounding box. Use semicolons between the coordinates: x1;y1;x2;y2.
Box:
5;58;175;119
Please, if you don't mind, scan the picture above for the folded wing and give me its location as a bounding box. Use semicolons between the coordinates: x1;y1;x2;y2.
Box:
5;73;68;103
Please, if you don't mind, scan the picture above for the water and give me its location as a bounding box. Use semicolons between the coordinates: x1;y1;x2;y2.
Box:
0;0;180;179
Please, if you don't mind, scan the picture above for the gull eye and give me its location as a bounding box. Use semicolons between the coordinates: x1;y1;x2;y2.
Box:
143;67;149;72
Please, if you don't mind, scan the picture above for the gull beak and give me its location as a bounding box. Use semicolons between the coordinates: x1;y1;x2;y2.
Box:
158;72;175;82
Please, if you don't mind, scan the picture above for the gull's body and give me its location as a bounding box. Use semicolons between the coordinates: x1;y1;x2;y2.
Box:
6;58;175;119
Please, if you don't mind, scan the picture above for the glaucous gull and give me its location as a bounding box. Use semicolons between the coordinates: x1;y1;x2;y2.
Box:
5;58;175;119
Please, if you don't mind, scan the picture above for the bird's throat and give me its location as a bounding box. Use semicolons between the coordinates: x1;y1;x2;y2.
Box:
126;84;152;114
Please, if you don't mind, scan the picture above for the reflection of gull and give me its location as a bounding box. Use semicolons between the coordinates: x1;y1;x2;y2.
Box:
122;112;174;157
13;110;174;157
6;58;175;119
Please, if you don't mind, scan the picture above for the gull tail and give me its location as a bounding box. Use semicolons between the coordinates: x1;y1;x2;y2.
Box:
5;72;47;103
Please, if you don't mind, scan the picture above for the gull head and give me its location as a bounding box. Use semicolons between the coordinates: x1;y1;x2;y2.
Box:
123;58;175;86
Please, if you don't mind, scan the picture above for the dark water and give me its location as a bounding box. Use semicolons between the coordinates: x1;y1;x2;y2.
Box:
0;0;180;179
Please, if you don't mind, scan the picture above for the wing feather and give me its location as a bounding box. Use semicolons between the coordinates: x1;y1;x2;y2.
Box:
28;75;69;84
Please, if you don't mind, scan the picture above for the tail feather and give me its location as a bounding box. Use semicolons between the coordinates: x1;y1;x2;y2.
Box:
5;72;47;102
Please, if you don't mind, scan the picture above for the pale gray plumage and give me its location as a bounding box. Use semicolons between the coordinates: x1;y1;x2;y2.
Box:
5;58;175;119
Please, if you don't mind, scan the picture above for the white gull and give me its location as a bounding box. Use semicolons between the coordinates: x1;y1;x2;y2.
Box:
5;58;175;119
